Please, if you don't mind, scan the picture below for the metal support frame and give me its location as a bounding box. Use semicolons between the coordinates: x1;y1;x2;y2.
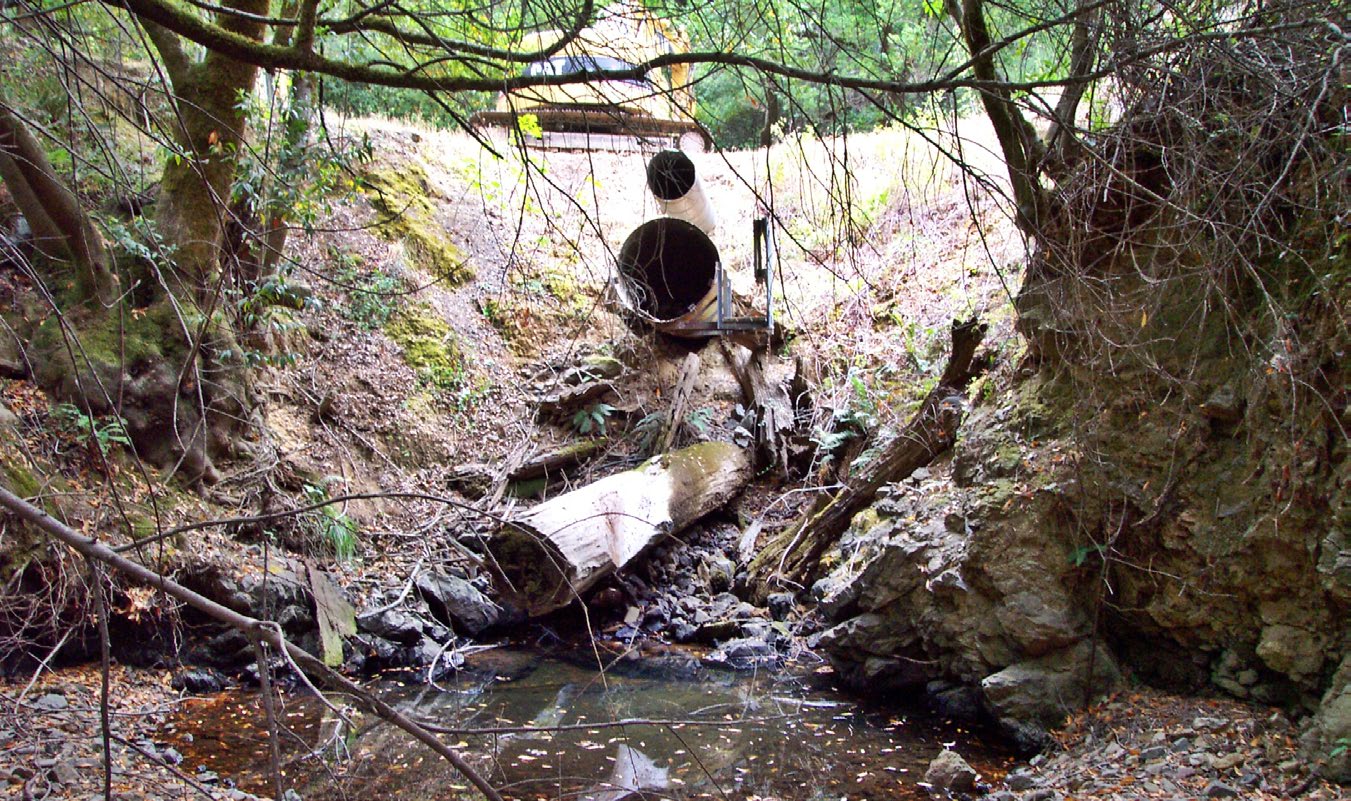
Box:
691;216;776;335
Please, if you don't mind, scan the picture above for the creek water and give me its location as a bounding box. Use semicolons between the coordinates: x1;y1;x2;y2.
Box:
163;646;1015;800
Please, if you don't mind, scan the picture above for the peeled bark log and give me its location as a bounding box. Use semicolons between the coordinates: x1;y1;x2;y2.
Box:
748;319;990;596
491;442;752;616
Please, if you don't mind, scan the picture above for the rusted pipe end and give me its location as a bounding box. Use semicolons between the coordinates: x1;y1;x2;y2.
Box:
616;218;719;325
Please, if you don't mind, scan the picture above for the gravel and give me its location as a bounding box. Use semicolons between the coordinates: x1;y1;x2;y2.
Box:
990;690;1344;801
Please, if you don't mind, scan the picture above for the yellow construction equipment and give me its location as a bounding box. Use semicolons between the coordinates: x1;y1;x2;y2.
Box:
472;5;712;151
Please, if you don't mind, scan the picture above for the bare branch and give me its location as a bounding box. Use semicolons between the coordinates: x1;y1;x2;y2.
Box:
0;485;506;801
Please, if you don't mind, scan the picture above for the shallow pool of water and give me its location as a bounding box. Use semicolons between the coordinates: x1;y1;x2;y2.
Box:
164;646;1015;800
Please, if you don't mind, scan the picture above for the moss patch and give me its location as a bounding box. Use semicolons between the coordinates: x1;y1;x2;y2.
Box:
488;265;599;356
0;440;43;500
361;162;473;286
34;301;184;371
30;301;188;399
387;305;464;391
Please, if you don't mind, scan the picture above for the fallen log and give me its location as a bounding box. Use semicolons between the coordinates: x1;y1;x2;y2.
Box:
748;318;990;596
508;438;608;483
490;441;752;616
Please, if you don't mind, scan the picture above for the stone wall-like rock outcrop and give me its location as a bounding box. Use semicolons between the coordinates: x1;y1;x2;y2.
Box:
811;395;1125;746
813;343;1347;774
814;22;1347;777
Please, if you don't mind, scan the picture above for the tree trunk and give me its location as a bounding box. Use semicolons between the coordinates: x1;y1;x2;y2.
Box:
0;98;116;305
490;442;752;616
748;319;989;596
154;0;268;301
945;0;1047;232
127;2;270;477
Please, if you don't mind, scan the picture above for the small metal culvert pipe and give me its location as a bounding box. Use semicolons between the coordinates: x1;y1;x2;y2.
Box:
646;149;716;234
615;217;721;335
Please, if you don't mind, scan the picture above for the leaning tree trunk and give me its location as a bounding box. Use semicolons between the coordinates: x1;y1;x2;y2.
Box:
490;442;752;616
748;319;989;597
0;96;116;306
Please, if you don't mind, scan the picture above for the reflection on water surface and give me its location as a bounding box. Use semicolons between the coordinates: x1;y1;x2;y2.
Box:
164;647;1014;799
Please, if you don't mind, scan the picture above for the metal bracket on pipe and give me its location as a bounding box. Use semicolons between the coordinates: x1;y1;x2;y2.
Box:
701;217;775;334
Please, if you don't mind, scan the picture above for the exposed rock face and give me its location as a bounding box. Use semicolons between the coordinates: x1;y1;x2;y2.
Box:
814;347;1346;774
812;440;1118;733
1302;655;1351;783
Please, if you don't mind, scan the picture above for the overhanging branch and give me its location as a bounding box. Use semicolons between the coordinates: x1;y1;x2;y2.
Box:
108;0;1309;98
0;485;505;801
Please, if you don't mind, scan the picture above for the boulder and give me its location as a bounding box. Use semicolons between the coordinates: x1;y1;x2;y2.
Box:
923;748;978;793
171;668;226;694
416;572;501;636
702;637;778;671
1255;623;1325;685
698;553;736;594
356;608;423;645
927;680;982;723
767;592;796;621
980;641;1121;727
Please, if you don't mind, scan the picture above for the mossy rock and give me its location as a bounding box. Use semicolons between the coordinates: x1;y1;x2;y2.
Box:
0;439;59;580
387;305;464;390
0;437;43;499
361;163;473;286
31;301;186;390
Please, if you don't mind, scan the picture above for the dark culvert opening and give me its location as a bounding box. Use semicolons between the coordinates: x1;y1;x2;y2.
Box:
617;218;718;321
646;150;697;201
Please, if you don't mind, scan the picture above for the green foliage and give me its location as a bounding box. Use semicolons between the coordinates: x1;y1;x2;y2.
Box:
572;402;616;436
334;250;403;329
301;482;359;563
630;411;666;453
685;407;714;437
50;403;131;456
231;81;371;234
840;371;879;431
1069;543;1107;567
514;113;544;142
104;217;176;274
811;367;879;466
629;406;714;454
